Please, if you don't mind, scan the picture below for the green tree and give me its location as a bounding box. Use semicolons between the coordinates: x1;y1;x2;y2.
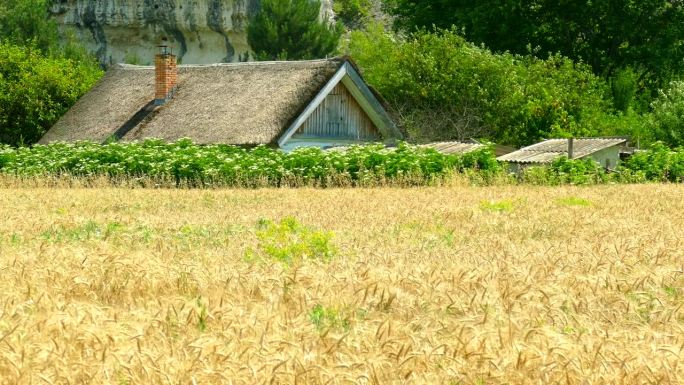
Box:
0;0;58;52
348;25;614;146
0;42;103;146
334;0;373;29
650;81;684;147
385;0;684;91
611;68;638;112
247;0;343;60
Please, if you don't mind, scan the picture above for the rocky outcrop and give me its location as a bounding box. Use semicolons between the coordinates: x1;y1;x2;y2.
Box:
50;0;334;65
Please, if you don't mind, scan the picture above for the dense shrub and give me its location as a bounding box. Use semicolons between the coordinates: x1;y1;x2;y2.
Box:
610;68;638;113
347;26;639;147
3;140;683;186
622;143;684;183
384;0;684;97
517;144;684;185
0;0;57;52
650;81;684;148
333;0;373;29
0;43;103;146
0;140;501;186
0;144;14;168
521;157;609;185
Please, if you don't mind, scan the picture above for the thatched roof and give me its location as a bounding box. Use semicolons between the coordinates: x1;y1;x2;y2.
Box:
497;138;627;164
39;66;155;144
40;58;350;145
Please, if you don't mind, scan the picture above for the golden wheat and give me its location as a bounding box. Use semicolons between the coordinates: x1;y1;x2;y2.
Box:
0;185;682;384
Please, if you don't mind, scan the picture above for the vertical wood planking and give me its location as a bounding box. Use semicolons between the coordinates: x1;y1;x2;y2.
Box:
296;83;379;140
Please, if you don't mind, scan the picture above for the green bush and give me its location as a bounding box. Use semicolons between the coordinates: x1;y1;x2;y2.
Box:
333;0;372;29
518;145;684;185
0;140;501;186
622;143;684;183
611;68;638;113
0;0;58;52
348;26;621;147
0;42;103;146
581;110;652;147
3;139;683;186
0;144;14;168
650;81;684;148
521;157;608;186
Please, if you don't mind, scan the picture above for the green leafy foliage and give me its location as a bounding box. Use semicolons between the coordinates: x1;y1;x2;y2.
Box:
2;139;683;186
384;0;684;92
246;217;336;266
580;109;651;147
0;0;58;52
247;0;343;60
0;144;14;168
348;26;613;147
650;81;684;148
0;140;500;185
521;157;609;186
611;68;638;113
333;0;372;29
622;143;684;183
0;42;103;146
517;150;684;185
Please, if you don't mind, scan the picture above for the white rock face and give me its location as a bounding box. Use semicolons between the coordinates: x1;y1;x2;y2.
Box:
50;0;334;65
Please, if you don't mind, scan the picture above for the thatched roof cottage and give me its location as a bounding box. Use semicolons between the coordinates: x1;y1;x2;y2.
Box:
40;52;402;151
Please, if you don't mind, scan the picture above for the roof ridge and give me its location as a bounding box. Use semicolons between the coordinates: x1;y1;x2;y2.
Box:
116;57;345;70
543;137;626;141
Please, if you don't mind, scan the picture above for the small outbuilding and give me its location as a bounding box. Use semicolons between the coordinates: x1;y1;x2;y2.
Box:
39;53;402;150
497;138;629;172
420;141;485;154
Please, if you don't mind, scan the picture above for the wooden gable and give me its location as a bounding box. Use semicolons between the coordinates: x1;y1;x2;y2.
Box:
293;82;381;141
277;60;401;150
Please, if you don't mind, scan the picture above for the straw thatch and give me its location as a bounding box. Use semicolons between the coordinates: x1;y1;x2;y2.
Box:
39;66;155;144
40;59;346;145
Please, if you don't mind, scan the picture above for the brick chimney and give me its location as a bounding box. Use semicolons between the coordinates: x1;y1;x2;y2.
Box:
155;39;177;105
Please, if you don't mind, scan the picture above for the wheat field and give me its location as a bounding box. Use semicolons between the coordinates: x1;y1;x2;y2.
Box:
0;185;682;384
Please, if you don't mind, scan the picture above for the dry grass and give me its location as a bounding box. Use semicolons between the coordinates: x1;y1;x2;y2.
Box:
0;185;682;384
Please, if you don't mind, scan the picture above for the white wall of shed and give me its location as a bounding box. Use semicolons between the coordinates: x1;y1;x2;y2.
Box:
583;146;622;169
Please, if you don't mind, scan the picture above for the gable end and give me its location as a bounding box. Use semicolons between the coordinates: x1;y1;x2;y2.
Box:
278;61;400;148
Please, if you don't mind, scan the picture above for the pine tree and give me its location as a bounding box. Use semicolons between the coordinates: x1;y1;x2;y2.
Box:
247;0;343;61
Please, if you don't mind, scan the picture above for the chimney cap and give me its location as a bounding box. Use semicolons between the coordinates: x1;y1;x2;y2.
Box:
157;36;172;55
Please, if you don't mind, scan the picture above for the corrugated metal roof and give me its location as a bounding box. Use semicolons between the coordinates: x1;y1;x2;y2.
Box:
497;138;627;163
421;141;484;154
493;144;516;157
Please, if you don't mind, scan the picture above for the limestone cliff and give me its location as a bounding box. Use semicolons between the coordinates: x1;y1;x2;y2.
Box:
50;0;334;65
